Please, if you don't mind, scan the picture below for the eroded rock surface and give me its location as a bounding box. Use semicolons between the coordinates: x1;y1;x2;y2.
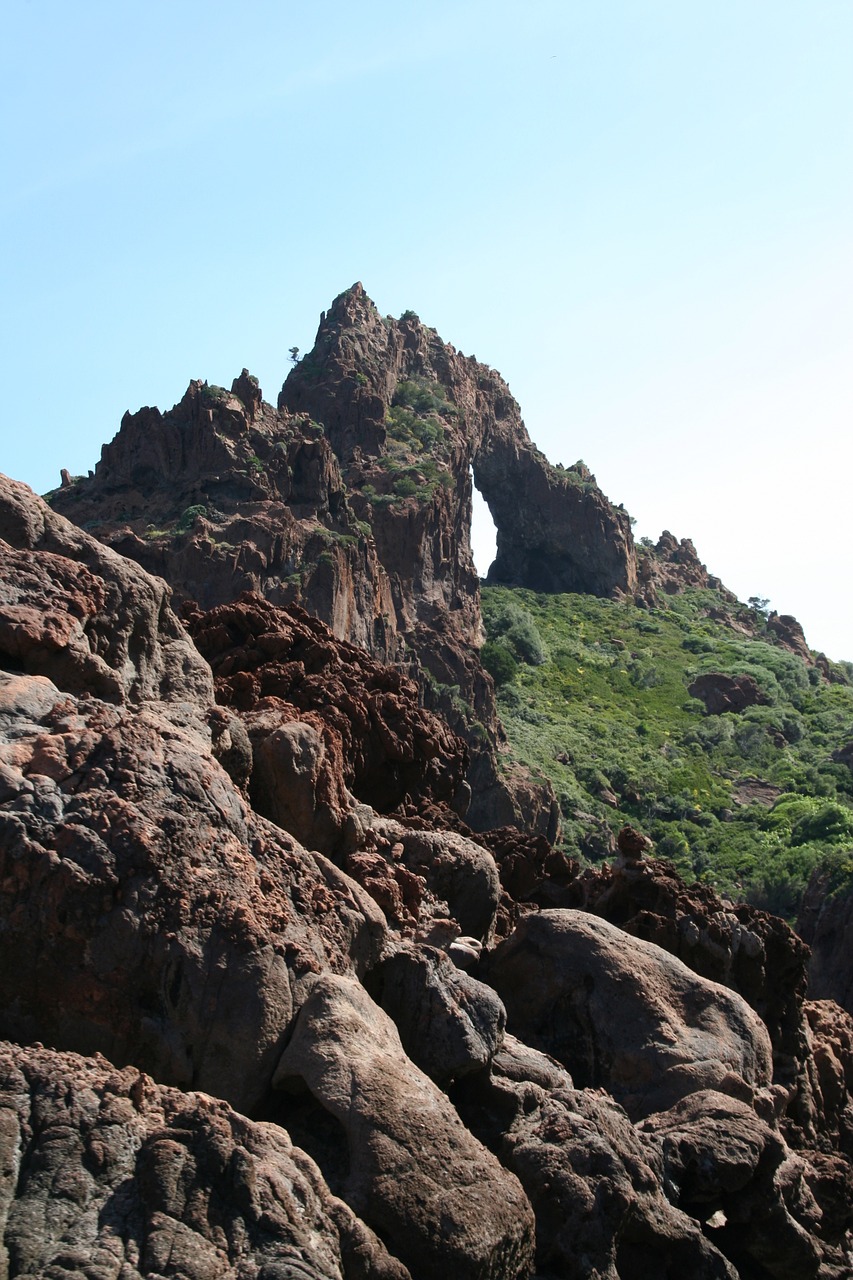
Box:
187;592;469;847
0;473;213;706
0;1040;409;1280
487;909;773;1119
688;672;768;716
0;669;385;1114
273;975;535;1280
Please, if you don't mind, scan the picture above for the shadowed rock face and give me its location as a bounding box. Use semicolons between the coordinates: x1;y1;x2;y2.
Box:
689;672;768;716
799;868;853;1016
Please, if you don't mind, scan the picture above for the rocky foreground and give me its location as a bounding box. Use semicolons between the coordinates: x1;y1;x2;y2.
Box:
2;470;853;1279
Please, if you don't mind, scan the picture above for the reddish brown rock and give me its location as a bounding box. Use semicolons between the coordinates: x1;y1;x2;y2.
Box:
187;592;470;843
551;857;824;1139
766;612;813;663
638;530;735;602
0;473;213;706
451;1059;739;1279
0;1040;409;1280
688;672;768;715
0;671;386;1115
365;942;506;1083
477;825;575;904
640;1090;849;1279
48;378;403;663
487;909;773;1120
273;974;535;1280
282;284;637;603
804;1000;853;1155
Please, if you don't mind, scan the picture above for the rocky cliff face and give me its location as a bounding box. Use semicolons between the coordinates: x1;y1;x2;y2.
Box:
281;283;637;602
3;473;853;1278
799;868;853;1016
50;285;638;835
50;372;402;660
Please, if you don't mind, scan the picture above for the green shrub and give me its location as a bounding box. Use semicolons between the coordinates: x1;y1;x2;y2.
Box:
481;580;853;916
482;641;519;686
176;504;207;533
393;475;420;498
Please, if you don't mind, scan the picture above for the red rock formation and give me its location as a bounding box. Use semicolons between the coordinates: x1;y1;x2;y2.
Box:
6;305;853;1276
0;1040;409;1280
186;593;470;844
49;376;402;661
546;857;823;1140
689;671;768;715
640;529;734;600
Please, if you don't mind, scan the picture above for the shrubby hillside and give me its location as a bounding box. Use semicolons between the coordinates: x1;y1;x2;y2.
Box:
482;582;853;918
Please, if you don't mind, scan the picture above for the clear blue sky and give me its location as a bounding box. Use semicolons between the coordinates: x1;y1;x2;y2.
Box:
3;1;852;658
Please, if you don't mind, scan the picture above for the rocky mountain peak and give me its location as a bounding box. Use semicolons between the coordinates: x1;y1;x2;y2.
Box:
283;284;638;600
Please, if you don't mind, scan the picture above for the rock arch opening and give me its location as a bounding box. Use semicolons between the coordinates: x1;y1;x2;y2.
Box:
469;470;497;579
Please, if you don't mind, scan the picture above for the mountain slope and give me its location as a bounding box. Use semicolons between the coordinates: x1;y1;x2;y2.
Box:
482;571;853;917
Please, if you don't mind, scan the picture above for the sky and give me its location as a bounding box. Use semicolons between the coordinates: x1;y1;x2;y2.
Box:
2;1;852;659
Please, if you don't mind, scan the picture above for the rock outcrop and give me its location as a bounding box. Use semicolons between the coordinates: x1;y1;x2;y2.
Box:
527;854;835;1145
4;275;853;1278
273;975;534;1280
0;1040;408;1280
186;592;470;846
47;375;402;661
638;530;734;601
688;672;768;716
0;474;213;706
799;868;853;1016
486;909;773;1120
49;285;640;835
281;286;637;602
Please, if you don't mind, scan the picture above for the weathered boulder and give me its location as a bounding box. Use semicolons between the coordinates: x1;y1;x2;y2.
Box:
374;821;502;942
688;672;768;715
803;1000;853;1155
0;473;213;706
365;942;506;1082
0;1040;409;1280
641;1090;851;1279
0;669;385;1115
553;857;812;1116
486;910;773;1119
245;707;354;853
273;974;535;1280
451;1061;738;1280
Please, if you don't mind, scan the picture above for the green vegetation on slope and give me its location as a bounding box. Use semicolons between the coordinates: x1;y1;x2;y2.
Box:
482;584;853;917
